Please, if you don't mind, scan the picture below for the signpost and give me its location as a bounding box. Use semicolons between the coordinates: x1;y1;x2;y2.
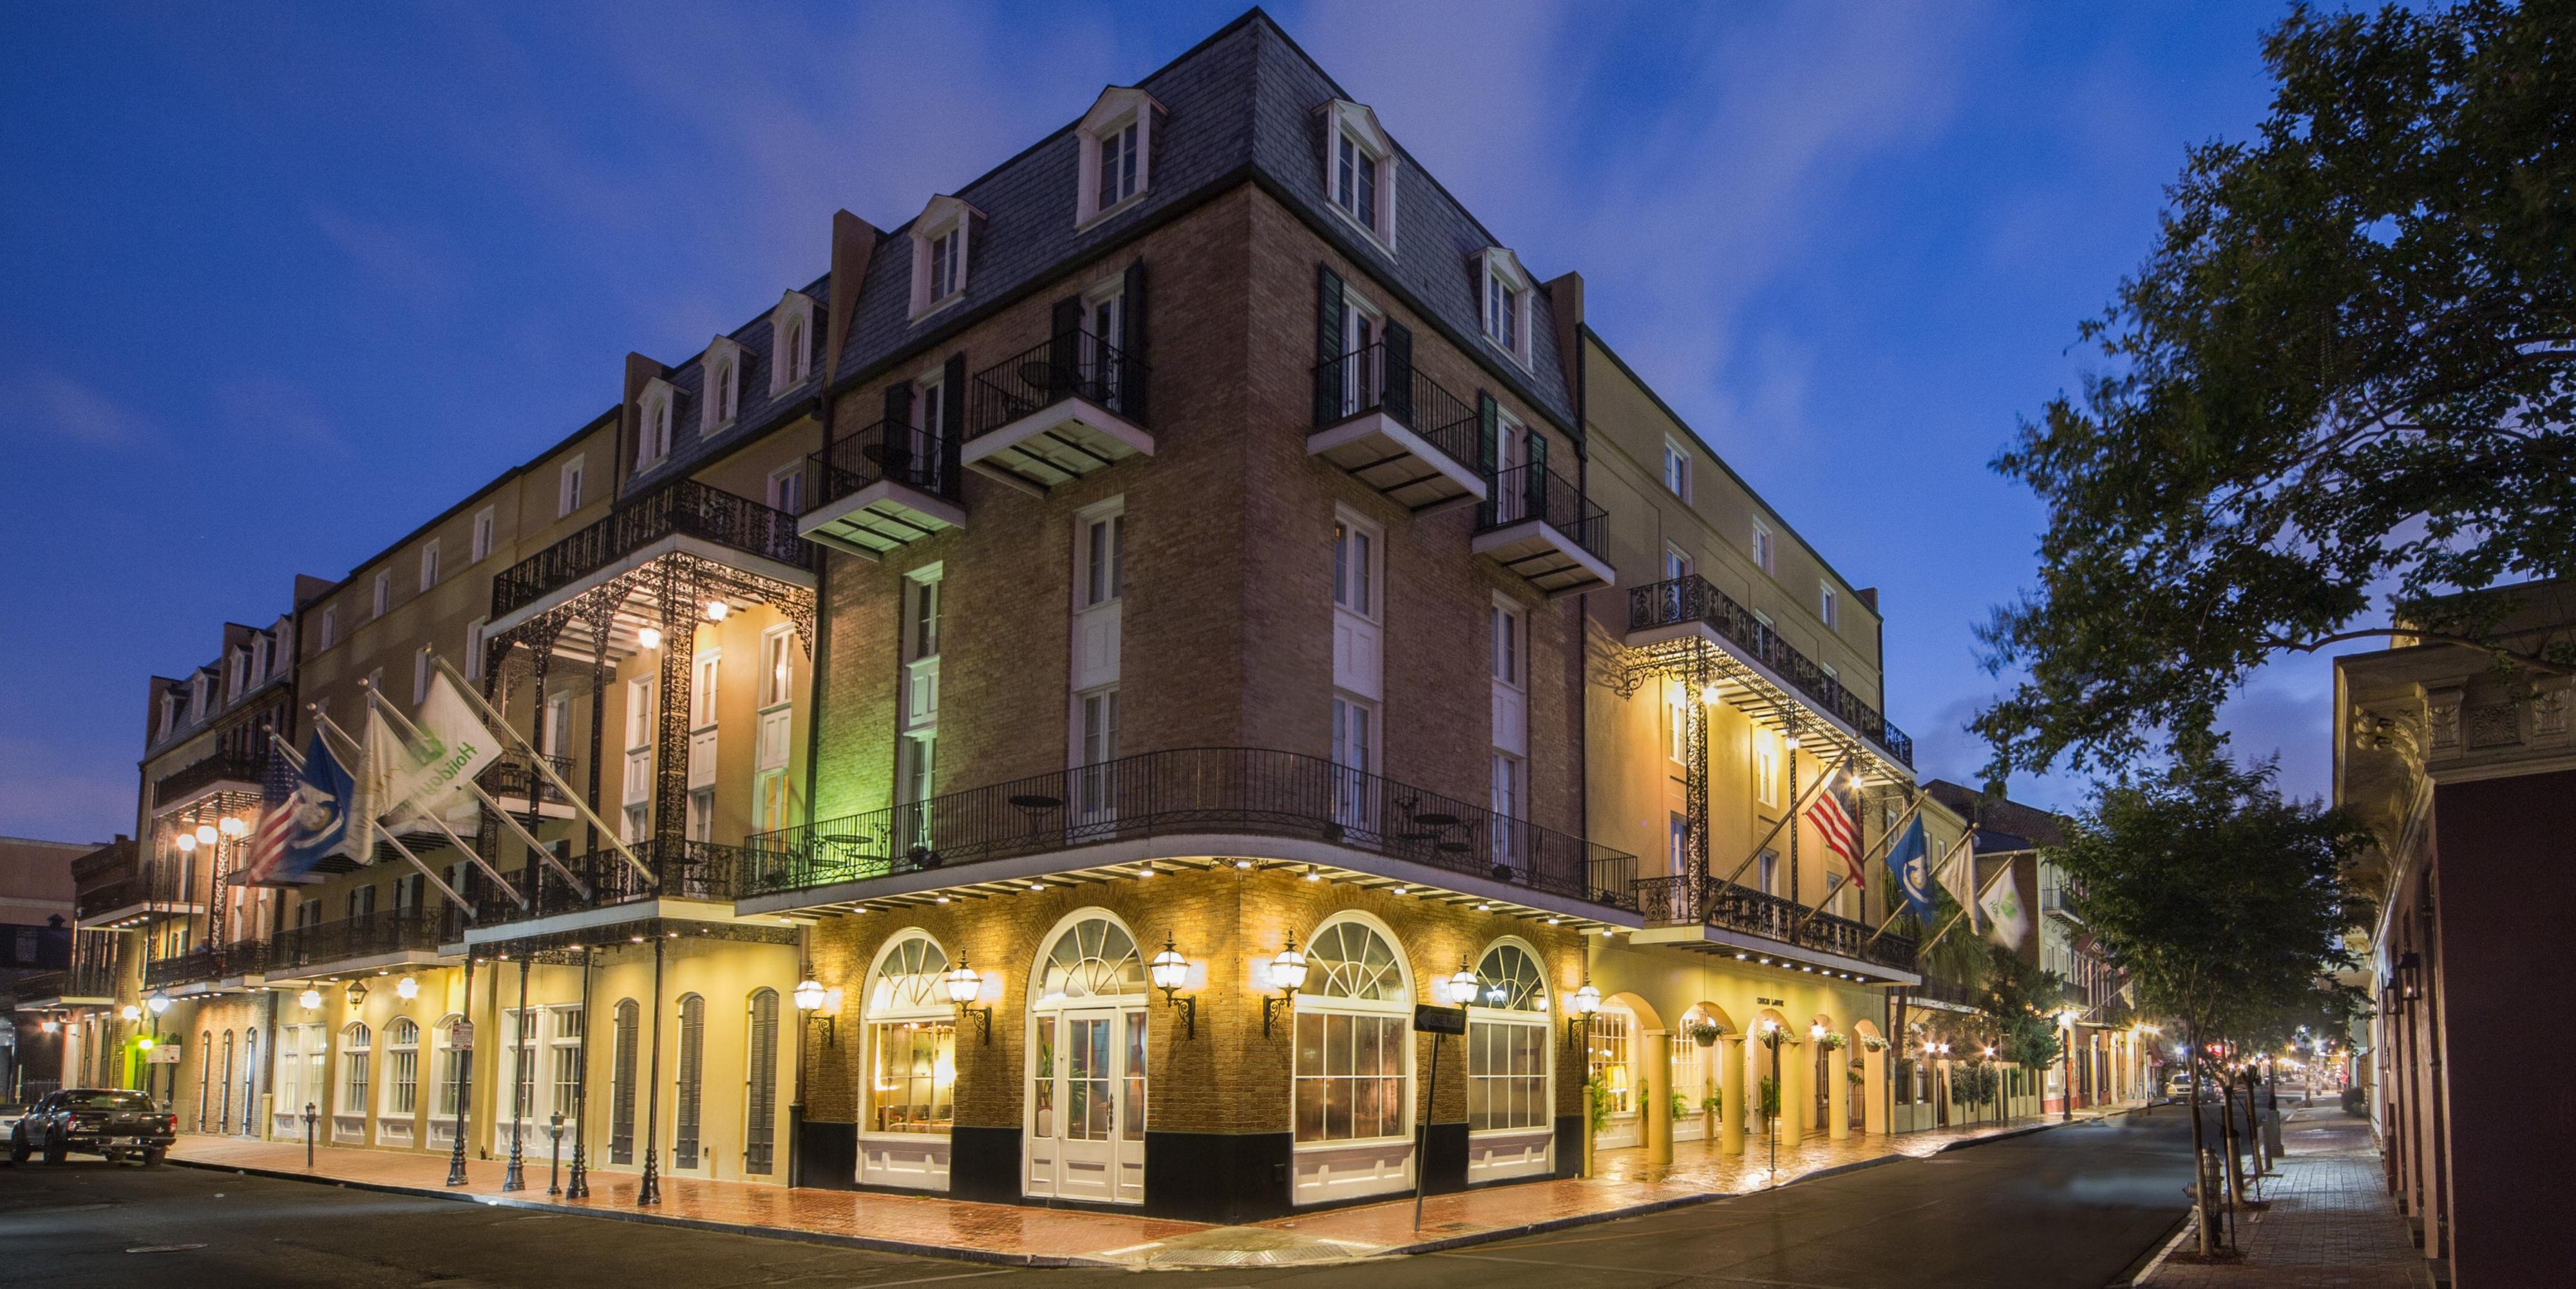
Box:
1411;1004;1466;1231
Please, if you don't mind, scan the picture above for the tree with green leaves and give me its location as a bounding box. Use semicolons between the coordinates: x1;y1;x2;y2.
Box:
2050;756;2369;1254
1977;0;2576;781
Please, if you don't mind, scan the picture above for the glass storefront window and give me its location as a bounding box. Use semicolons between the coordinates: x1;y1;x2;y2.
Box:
870;1020;956;1133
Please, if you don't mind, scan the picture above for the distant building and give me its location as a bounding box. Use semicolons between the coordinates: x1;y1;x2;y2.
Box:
0;832;95;1098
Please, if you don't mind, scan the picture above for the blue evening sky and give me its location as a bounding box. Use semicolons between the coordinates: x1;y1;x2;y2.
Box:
0;1;2327;843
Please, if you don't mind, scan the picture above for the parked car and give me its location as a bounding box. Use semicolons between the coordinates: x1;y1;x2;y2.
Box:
0;1102;24;1144
7;1088;175;1165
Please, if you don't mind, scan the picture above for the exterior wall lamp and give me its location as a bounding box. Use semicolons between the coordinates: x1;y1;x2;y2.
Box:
2395;950;2422;1000
1150;935;1195;1038
1263;935;1308;1037
298;988;323;1011
120;1004;142;1022
1444;962;1478;1009
147;991;172;1017
395;975;420;1001
346;979;370;1008
1566;981;1600;1048
794;973;837;1046
945;959;991;1045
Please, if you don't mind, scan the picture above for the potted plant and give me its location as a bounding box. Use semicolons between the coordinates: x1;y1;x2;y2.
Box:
1816;1031;1848;1052
1685;1017;1726;1047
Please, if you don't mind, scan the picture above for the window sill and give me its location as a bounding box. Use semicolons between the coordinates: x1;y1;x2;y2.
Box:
1480;334;1533;372
768;374;815;401
909;292;967;326
1325;202;1394;257
1075;190;1150;234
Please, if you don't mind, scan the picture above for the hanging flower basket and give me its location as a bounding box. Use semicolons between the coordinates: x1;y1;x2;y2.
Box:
1817;1031;1848;1051
1858;1033;1890;1053
1685;1018;1727;1047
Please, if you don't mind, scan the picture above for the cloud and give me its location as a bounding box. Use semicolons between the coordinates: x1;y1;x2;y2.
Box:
1;374;164;450
214;376;350;454
309;204;460;307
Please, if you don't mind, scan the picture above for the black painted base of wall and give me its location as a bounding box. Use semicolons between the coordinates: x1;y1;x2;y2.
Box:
794;1118;858;1191
1553;1114;1583;1179
1421;1122;1468;1195
1144;1130;1294;1223
949;1125;1023;1203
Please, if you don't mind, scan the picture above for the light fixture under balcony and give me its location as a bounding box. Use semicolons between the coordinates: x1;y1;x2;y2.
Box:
637;625;664;650
298;988;323;1011
703;600;730;622
395;975;420;1001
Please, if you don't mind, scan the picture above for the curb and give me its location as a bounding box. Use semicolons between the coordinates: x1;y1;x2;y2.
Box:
2111;1210;2199;1287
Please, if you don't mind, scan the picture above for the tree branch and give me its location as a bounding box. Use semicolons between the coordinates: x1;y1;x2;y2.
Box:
2259;627;2575;675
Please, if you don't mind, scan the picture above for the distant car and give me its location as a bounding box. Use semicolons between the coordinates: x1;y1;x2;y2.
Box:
8;1088;175;1165
0;1102;23;1143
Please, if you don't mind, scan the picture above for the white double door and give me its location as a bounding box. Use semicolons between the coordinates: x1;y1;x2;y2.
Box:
1025;1004;1146;1205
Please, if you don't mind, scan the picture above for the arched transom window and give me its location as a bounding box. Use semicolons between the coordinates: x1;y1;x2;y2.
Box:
1037;916;1144;1002
869;933;952;1015
1302;919;1406;1002
1472;942;1548;1012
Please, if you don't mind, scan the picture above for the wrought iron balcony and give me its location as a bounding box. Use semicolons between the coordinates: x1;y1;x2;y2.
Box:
1634;874;1920;973
1907;973;1979;1009
468;837;748;928
1629;575;1915;767
153;749;267;808
143;943;232;989
10;957;120;1006
961;332;1153;492
1473;463;1613;595
477;752;574;810
75;863;198;925
265;906;448;975
491;479;815;620
2040;885;2083;924
798;418;967;557
1308;343;1486;511
744;746;1638;911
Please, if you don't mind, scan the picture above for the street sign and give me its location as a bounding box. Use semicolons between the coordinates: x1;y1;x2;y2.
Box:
1412;1004;1465;1035
146;1044;181;1064
451;1021;475;1049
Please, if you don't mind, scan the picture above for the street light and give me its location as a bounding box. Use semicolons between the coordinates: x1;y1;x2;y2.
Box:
147;991;172;1017
195;824;219;848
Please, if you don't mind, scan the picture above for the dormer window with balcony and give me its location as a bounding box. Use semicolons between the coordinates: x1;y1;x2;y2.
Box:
1479;247;1534;369
1318;100;1397;251
1075;87;1161;227
701;338;745;436
908;195;981;320
636;379;677;472
770;292;818;395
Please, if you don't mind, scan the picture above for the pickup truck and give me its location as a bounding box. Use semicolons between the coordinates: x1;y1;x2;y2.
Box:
8;1088;176;1165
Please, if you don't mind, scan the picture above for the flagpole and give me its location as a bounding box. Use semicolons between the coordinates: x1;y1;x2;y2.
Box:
312;703;526;908
290;717;471;915
1714;747;1861;893
1867;828;1976;945
1914;857;2014;957
426;653;652;886
1790;785;1928;935
365;678;592;901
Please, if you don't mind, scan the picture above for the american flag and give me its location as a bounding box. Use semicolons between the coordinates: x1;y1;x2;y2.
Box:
1805;788;1868;890
234;746;298;887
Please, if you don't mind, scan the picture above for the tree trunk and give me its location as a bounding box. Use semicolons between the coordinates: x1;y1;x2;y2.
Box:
2186;1026;2215;1256
2220;1072;2248;1241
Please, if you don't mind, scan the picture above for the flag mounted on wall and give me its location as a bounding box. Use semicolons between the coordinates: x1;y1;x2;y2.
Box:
234;745;316;888
1805;785;1867;891
1982;866;2031;950
1884;816;1937;923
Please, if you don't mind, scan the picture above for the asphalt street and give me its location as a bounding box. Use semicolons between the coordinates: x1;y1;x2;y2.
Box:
0;1107;2197;1289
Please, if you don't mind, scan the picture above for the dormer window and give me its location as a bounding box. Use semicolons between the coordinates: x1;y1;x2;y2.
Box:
701;339;745;435
372;570;392;618
1318;100;1398;250
228;651;247;700
190;674;210;721
1478;247;1534;368
907;195;981;320
1075;87;1161;225
636;379;677;470
769;292;818;395
158;693;178;741
251;635;270;683
420;538;441;592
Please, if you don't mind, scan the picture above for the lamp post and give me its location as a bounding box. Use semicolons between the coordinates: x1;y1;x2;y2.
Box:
2056;1008;2081;1122
1760;1018;1783;1181
146;991;171;1103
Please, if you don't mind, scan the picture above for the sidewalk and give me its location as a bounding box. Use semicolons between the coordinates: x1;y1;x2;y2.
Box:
2141;1105;2432;1289
172;1107;2126;1267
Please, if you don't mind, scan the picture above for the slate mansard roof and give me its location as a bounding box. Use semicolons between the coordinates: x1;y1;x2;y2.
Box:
621;7;1578;497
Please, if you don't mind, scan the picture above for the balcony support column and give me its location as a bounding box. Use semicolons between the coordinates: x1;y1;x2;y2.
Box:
566;947;592;1199
1642;1027;1673;1166
1719;1035;1745;1155
651;563;697;850
586;602;612;859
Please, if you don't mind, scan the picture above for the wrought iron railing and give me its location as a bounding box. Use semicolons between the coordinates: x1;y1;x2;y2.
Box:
153;749;268;807
811;417;961;507
966;331;1150;439
75;863;194;921
470;837;749;926
143;944;228;988
1478;463;1607;556
1311;343;1481;468
745;747;1637;910
1629;575;1914;767
1907;973;1978;1009
1634;874;1919;973
476;752;574;807
491;479;815;619
265;907;448;973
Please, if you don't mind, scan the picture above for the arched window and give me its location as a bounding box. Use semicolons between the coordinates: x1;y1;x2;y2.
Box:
433;1015;465;1120
1036;917;1146;1001
673;994;705;1170
198;1030;214;1131
218;1031;236;1134
745;989;780;1175
1465;942;1553;1144
866;933;955;1136
238;1029;257;1136
609;999;638;1165
341;1022;372;1118
384;1018;421;1117
1293;915;1410;1144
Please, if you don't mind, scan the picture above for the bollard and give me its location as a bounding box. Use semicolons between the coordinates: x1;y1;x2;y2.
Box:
304;1101;317;1169
547;1112;564;1196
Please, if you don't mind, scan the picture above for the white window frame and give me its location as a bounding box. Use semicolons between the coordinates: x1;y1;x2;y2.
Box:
701;338;744;435
770;292;818;394
560;454;588;517
1662;439;1692;501
465;617;488;682
1819;582;1839;630
1751;520;1774;575
419;538;441;593
767;461;805;517
368;570;390;620
1320;100;1399;252
908;196;980;320
1662;543;1694;584
382;1017;421;1120
1754;729;1783;809
1075;88;1161;226
1291;913;1415;1169
321;606;338;651
413;646;432;705
471;505;495;563
635;381;676;472
1478;247;1533;368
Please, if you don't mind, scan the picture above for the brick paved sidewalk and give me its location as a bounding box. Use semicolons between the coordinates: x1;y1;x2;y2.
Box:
2143;1106;2432;1289
171;1107;2120;1266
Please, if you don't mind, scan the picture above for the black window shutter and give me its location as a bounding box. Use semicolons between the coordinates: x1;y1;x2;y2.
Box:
884;381;913;430
1314;265;1346;426
1524;428;1549;518
1121;259;1148;421
1477;391;1500;475
1050;296;1083;396
1381;320;1413;426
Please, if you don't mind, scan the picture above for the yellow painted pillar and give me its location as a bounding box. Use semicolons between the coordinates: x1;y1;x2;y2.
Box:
1828;1046;1852;1140
1777;1039;1805;1147
1863;1045;1889;1135
1719;1035;1745;1156
1642;1027;1672;1166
